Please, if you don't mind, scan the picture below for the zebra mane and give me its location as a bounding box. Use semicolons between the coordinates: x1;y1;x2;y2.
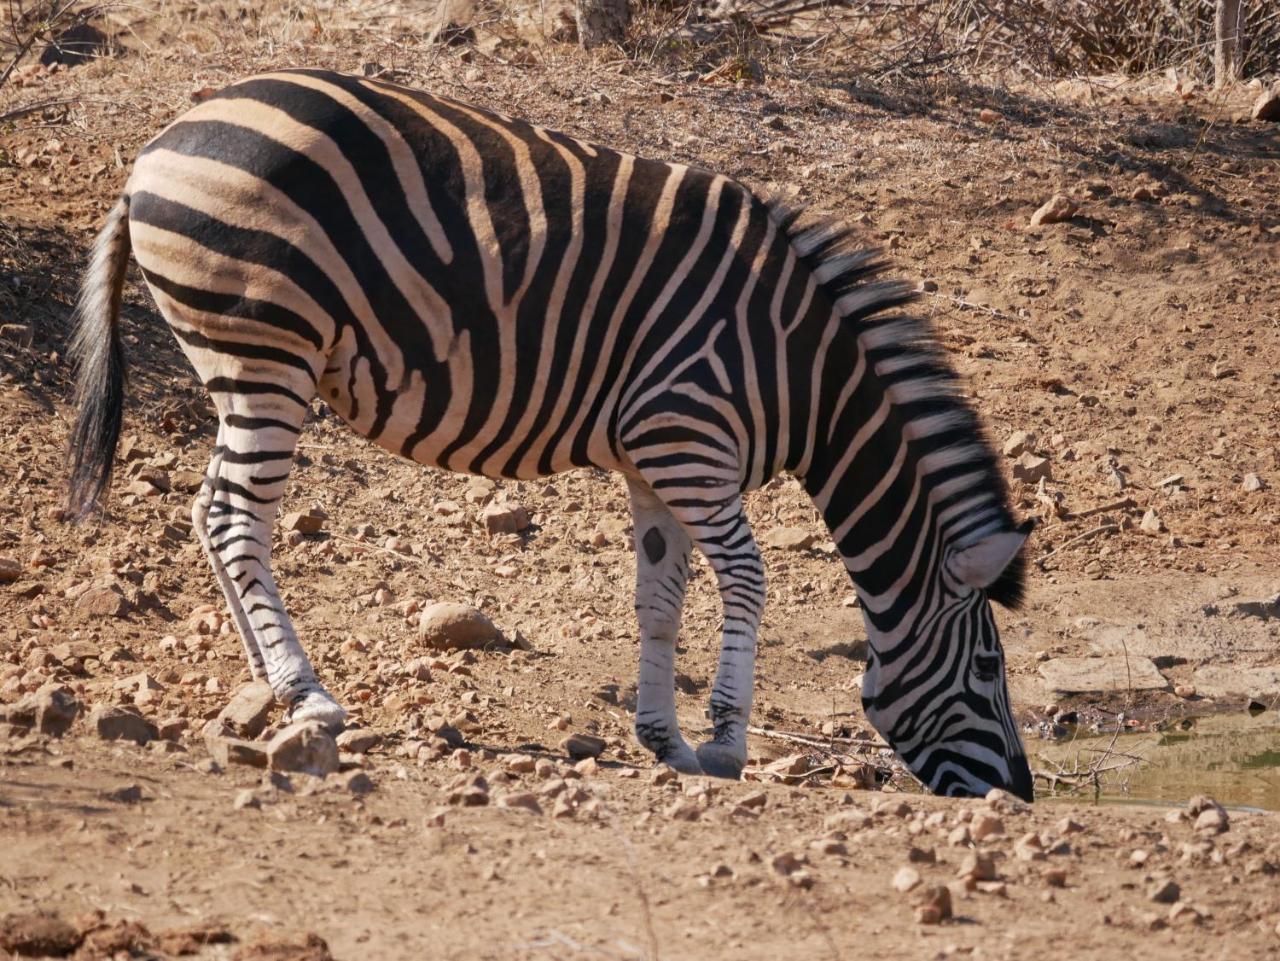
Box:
764;195;1027;610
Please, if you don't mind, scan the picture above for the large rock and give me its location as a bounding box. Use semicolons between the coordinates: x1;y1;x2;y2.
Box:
1190;665;1280;699
88;704;157;744
419;602;505;651
268;722;339;777
560;732;606;760
76;585;130;619
0;684;80;736
0;912;82;957
1038;656;1167;693
479;502;530;534
217;681;275;738
1252;86;1280;122
1029;194;1077;227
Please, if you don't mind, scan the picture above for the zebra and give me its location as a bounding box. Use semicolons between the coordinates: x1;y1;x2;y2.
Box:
67;68;1034;800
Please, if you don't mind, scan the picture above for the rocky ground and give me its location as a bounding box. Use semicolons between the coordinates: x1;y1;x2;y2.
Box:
2;3;1280;958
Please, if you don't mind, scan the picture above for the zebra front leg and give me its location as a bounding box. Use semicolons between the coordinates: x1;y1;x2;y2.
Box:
627;478;701;775
671;495;764;780
192;425;266;680
206;399;345;731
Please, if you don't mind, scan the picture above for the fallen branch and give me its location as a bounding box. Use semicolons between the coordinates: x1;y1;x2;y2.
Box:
747;725;889;751
1064;497;1136;521
1034;523;1119;569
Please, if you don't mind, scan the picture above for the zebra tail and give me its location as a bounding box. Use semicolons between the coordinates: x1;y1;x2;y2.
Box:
67;196;131;520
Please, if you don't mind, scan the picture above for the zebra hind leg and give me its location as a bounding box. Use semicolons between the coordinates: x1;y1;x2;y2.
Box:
199;397;345;731
627;478;701;775
192;424;266;680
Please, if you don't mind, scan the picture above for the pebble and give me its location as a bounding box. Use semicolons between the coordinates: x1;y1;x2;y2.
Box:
970;813;1004;841
914;885;953;924
1043;868;1067;888
0;912;82;957
0;684;79;736
1174;684;1196;698
1242;472;1265;493
498;791;542;814
335;728;382;754
335;770;374;795
418;602;505;651
1002;431;1036;458
233;789;261;810
267;722;339;777
1140;508;1164;534
1011;452;1051;484
76;585;129;618
446;775;490;806
281;511;324;534
1149;879;1180;903
1029;194;1077;227
0;557;20;582
560;732;606;760
762;528;818;551
892;866;921;892
1252;86;1280;122
958;851;997;881
1187;795;1229;834
216;681;275;739
89;704;157;745
479;502;530;534
770;852;806;876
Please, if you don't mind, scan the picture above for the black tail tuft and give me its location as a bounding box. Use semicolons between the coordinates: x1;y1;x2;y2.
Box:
67;197;131;520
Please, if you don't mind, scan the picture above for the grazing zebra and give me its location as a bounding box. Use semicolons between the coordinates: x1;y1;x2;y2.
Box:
68;68;1034;799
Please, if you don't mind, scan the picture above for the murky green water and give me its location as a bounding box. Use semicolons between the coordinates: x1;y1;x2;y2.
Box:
1030;710;1280;811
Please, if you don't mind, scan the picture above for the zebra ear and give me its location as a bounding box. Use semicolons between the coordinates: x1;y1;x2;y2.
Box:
949;521;1033;590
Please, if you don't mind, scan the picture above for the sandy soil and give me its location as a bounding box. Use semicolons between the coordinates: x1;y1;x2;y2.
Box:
2;5;1279;958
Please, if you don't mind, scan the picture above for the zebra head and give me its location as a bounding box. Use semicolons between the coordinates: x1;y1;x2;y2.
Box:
860;524;1034;802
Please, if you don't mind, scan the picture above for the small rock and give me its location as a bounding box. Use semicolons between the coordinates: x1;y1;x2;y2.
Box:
88;704;156;745
970;813;1004;841
0;912;83;957
770;852;805;876
479;502;530;534
418;602;505;651
103;783;144;804
1174;684;1196;698
914;885;953;924
738;790;768;810
1011;452;1051;484
1242;472;1265;493
1251;87;1280;122
1043;868;1068;888
216;681;275;738
958;851;997;881
1193;806;1229;835
76;585;129;618
0;684;80;736
498;791;542;814
1002;431;1036;458
1029;194;1077;227
892;866;921;893
267;722;339;777
1149;879;1180;904
561;732;606;760
233;789;261;810
978;108;1002;123
762;528;818;551
665;799;701;821
205;732;269;769
335;728;381;754
282;511;324;534
0;557;21;583
1140;508;1164;534
446;775;490;806
336;770;374;795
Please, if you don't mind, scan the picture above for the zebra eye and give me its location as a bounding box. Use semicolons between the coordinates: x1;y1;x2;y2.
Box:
973;654;1001;682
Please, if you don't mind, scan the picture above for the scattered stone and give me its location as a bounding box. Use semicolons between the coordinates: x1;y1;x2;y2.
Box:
978;108;1002;123
665;798;701;821
281;511;324;534
335;728;381;754
892;866;921;893
1011;452;1051;484
336;770;374;795
970;813;1004;841
1174;683;1196;698
0;911;83;957
1252;86;1280;122
1029;194;1077;227
1191;664;1280;700
233;789;261;811
906;845;936;864
0;557;20;583
1002;431;1036;458
1242;472;1266;493
498;791;542;814
560;732;606;760
103;783;144;804
267;722;339;777
446;775;490;806
1043;868;1068;888
1039;656;1168;693
770;852;805;877
0;684;80;736
418;602;505;650
1149;879;1181;904
1140;508;1164;534
738;790;768;810
88;704;157;745
76;585;130;618
914;885;953;924
205;733;269;769
1193;806;1229;835
958;851;997;881
762;528;818;551
216;681;275;739
479;502;530;534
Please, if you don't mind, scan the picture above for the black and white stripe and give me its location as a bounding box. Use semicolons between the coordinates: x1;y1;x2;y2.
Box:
68;69;1032;798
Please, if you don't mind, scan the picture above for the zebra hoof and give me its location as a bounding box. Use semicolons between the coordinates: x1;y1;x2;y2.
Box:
695;742;744;780
288;690;347;734
657;744;703;776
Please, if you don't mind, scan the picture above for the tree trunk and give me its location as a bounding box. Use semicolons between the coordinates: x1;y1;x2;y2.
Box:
1214;0;1244;88
576;0;628;49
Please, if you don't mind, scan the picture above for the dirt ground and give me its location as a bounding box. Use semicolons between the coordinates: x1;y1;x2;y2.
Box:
2;4;1280;959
